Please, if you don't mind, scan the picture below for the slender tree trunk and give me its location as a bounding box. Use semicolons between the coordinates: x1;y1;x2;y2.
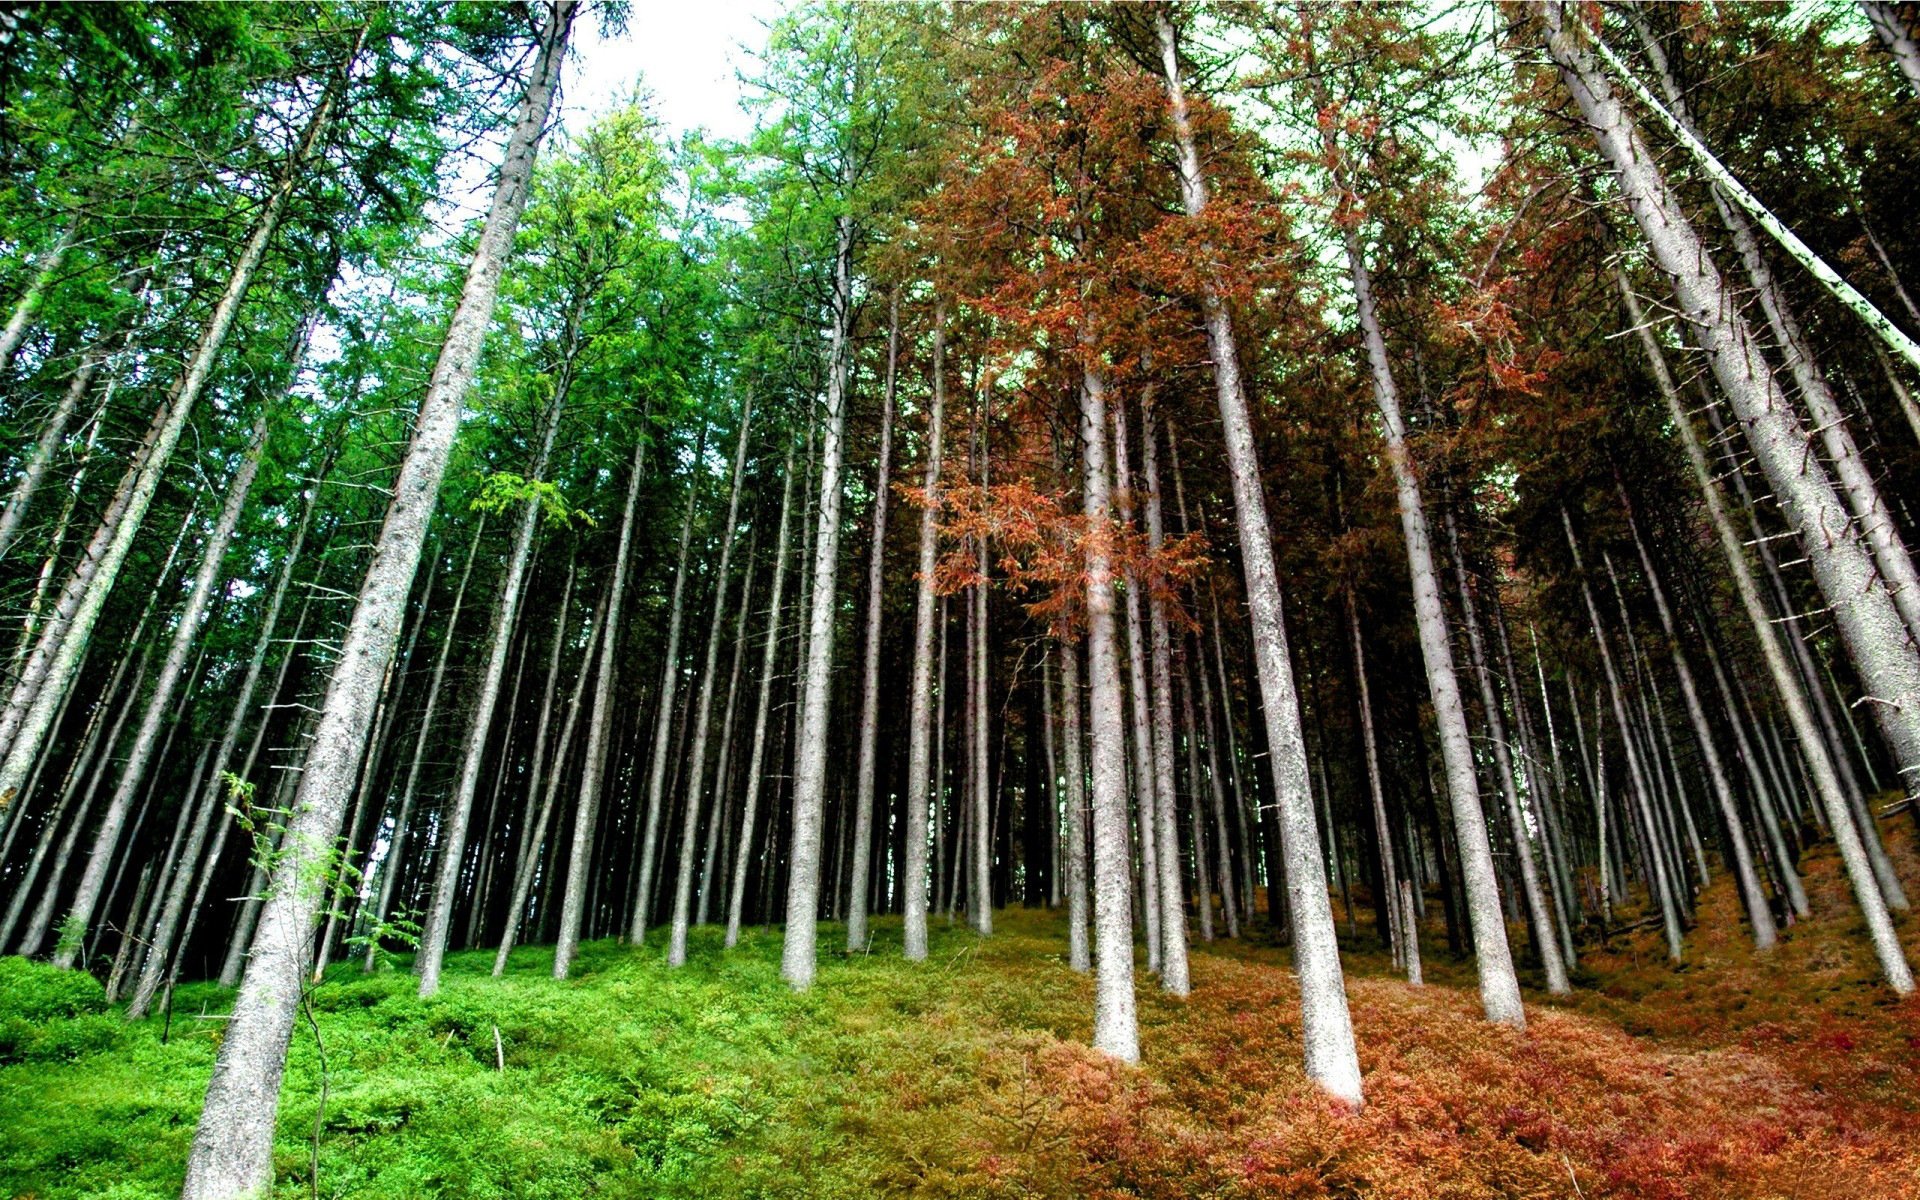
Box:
54;409;272;967
557;437;642;979
1346;592;1404;971
1079;359;1139;1063
1156;8;1364;1099
0;224;73;381
0;342;104;561
1863;1;1920;98
362;517;487;970
780;210;855;991
1138;401;1188;989
1059;637;1090;971
900;302;952;958
1610;268;1909;989
495;574;595;974
1545;3;1920;808
846;295;898;951
699;535;755;928
1444;510;1569;993
0;52;357;814
969;430;991;936
125;466;322;1017
1111;403;1161;971
668;400;754;965
727;446;797;949
631;426;706;945
417;375;569;995
182;12;573;1194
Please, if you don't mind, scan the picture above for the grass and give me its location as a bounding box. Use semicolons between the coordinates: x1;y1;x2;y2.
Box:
3;823;1919;1198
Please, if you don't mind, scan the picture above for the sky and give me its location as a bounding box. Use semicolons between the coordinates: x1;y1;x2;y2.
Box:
560;1;780;145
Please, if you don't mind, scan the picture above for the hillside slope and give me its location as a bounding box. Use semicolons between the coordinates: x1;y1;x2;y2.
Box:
4;827;1918;1199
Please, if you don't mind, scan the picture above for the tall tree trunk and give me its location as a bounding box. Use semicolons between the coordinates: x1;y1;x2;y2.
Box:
780;210;855;991
1863;1;1920;97
54;408;271;967
903;307;946;960
494;572;594;975
361;517;487;970
0;341;104;561
1444;510;1569;994
1611;268;1909;989
969;421;992;936
1139;402;1189;989
631;425;706;945
1346;591;1405;972
125;462;323;1017
181;11;573;1194
0;224;74;382
1621;500;1778;946
1110;401;1161;971
556;436;643;979
1156;8;1365;1099
668;400;754;965
0;48;358;813
846;295;898;951
1059;637;1090;971
1543;2;1920;807
417;373;570;995
727;446;797;949
700;532;756;928
1080;359;1139;1063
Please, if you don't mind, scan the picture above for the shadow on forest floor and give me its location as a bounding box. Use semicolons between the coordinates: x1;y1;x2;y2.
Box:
3;818;1918;1198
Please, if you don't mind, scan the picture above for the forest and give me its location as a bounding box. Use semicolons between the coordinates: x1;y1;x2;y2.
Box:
1;0;1919;1196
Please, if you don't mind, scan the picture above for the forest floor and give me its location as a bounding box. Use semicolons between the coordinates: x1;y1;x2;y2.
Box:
4;822;1920;1200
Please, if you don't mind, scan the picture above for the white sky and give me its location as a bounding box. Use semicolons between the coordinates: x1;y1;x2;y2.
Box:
560;1;781;144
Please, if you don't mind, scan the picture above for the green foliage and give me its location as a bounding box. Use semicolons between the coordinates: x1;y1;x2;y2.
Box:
469;471;592;529
0;957;114;1064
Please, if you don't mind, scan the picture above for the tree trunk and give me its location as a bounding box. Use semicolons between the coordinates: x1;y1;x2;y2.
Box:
125;462;323;1017
668;400;754;964
1863;1;1920;97
1110;401;1161;972
0;341;104;561
780;210;855;991
631;426;706;945
727;445;797;949
0;224;74;382
181;11;572;1193
1544;1;1920;806
1137;400;1188;990
1059;637;1090;971
0;50;357;814
1610;267;1910;989
1444;510;1570;994
54;408;272;967
1079;359;1139;1063
556;436;643;979
846;294;898;951
902;304;947;958
1156;8;1364;1099
417;373;570;995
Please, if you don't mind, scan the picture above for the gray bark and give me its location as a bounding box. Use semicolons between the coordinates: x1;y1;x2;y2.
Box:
726;445;797;949
1138;404;1188;989
54;409;271;967
0;224;73;382
669;398;754;965
0;58;354;813
1059;637;1090;971
1545;1;1920;806
1157;8;1364;1099
631;425;705;945
1610;268;1910;989
1079;360;1139;1063
556;436;643;979
0;342;104;561
1863;2;1920;98
902;307;945;960
846;295;898;951
417;375;569;995
779;211;854;991
181;11;572;1193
